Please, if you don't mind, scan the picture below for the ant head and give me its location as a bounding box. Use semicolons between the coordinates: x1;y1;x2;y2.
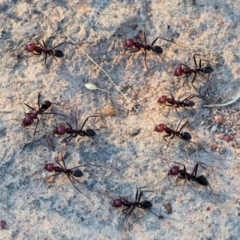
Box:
41;100;51;110
158;95;167;104
86;128;96;137
112;199;123;208
154;123;165;133
174;66;183;76
22;115;34;127
152;46;163;54
140;200;152;209
53;49;64;58
125;39;134;48
180;131;192;141
196;175;209;186
72;169;83;178
44;163;54;172
168;166;180;176
202;65;213;74
54;125;66;135
24;43;35;52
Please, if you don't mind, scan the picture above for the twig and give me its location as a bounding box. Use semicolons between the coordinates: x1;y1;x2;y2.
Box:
65;34;138;113
203;91;240;107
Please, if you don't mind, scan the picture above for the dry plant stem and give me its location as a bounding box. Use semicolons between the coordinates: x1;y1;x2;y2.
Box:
65;34;138;113
203;92;240;107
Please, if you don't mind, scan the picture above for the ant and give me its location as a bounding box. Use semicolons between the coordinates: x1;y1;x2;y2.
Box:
174;54;214;92
152;118;221;160
158;94;197;116
112;186;162;219
125;30;174;70
24;39;75;68
164;159;211;188
54;115;99;145
22;93;69;135
44;151;101;200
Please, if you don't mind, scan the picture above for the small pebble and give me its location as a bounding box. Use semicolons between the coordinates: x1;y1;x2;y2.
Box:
211;125;218;132
129;128;140;136
163;202;172;214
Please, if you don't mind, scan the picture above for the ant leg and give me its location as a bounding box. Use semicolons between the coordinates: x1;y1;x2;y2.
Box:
67;175;91;200
144;50;149;71
24;103;35;111
51;42;70;50
192;162;199;177
33;118;39;135
62;134;73;145
42;40;47;49
122;206;132;215
37;93;41;108
36;40;44;49
178;120;189;132
80;115;99;131
44;53;48;69
66;122;73;129
151;37;173;46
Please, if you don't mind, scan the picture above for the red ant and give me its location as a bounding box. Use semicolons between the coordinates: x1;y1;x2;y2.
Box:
158;94;197;116
125;30;174;70
112;186;162;219
151;118;221;160
164;159;211;189
22;93;69;135
24;39;75;68
44;151;102;200
54;115;99;145
174;54;214;92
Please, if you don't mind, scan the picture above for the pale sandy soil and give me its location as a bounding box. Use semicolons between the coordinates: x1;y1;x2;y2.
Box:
0;0;240;240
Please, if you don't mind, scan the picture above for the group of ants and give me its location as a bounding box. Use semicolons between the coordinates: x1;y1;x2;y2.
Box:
19;30;220;224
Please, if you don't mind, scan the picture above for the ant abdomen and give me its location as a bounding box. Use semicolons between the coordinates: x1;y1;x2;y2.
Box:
183;100;195;107
112;199;123;208
72;169;83;178
140;200;152;209
41;100;51;110
53;49;64;58
196;175;209;186
85;129;96;137
152;46;163;54
181;132;192;141
202;65;213;74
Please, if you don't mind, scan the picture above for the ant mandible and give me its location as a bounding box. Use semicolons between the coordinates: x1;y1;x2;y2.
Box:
125;30;174;70
164;159;211;188
24;39;75;68
158;94;196;116
22;93;69;135
174;54;214;92
112;186;162;219
44;151;102;200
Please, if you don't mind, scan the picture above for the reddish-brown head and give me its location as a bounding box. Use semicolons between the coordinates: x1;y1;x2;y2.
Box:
174;66;183;76
54;125;66;135
168;166;180;176
44;163;55;172
112;199;123;208
158;95;167;104
24;43;36;53
22;115;34;127
125;39;134;48
154;123;165;133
